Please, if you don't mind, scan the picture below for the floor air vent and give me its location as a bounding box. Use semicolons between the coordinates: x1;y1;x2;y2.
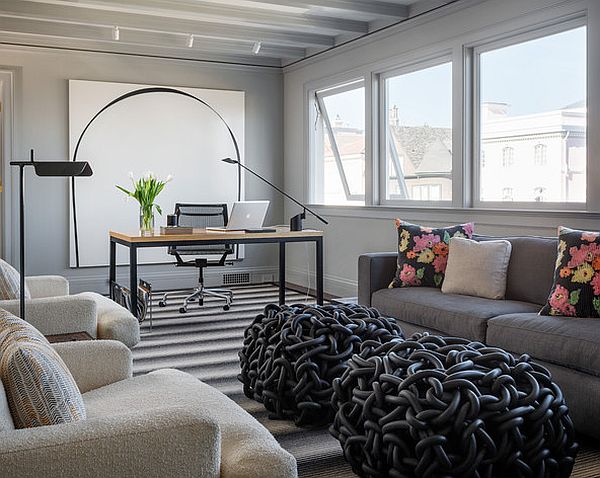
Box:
223;272;251;285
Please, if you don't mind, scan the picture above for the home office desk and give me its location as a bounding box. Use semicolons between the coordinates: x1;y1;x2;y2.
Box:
109;227;324;318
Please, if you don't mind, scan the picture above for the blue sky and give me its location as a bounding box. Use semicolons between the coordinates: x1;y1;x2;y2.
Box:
323;25;586;130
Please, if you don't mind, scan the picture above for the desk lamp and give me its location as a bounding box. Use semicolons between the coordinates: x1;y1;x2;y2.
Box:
221;158;328;231
10;149;93;320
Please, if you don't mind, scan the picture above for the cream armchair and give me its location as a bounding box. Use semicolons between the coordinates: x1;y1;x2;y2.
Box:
0;275;140;348
0;341;297;478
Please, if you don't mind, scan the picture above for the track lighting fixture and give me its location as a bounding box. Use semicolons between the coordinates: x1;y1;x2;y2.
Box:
187;34;194;48
112;26;120;41
252;41;262;55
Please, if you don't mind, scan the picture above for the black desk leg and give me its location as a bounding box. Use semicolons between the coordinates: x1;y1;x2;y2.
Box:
316;237;324;305
130;245;138;319
279;242;286;305
109;240;116;299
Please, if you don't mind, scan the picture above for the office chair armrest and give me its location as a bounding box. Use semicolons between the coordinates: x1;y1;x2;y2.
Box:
0;407;220;478
25;275;69;298
52;340;133;393
0;296;97;337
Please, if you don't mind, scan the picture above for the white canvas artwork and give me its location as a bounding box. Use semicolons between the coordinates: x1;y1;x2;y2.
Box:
68;80;245;267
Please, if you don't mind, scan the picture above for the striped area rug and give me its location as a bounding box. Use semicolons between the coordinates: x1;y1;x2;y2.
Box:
132;284;600;477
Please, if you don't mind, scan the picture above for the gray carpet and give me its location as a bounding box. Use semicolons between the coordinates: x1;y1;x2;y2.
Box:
132;284;600;477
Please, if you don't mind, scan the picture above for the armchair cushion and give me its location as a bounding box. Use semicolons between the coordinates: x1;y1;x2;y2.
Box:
0;259;30;300
83;368;297;478
0;310;86;428
53;341;133;393
25;276;69;299
0;295;97;338
0;381;15;431
0;406;220;478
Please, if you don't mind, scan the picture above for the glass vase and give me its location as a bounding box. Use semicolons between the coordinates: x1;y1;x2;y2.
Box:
139;206;155;236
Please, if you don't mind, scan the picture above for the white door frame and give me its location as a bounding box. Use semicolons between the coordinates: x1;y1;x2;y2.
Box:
0;70;15;263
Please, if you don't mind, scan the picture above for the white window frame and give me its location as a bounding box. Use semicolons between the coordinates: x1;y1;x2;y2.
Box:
378;55;454;207
308;75;371;206
313;79;366;203
471;18;588;211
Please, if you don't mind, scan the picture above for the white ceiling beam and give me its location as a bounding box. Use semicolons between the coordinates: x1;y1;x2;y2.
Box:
20;0;369;34
0;0;335;48
0;16;305;61
244;0;409;19
0;32;284;66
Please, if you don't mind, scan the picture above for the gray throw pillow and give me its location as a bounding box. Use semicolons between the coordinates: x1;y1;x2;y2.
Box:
442;237;512;300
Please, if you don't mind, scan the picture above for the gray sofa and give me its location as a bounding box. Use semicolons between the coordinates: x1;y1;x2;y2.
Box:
358;234;600;439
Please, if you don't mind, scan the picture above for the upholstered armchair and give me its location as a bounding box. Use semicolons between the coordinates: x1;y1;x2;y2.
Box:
0;275;139;348
0;340;297;478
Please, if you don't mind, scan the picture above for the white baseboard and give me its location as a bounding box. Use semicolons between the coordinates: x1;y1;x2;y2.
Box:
286;266;357;298
66;266;277;294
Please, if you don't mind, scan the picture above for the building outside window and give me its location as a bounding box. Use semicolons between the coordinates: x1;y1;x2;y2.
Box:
534;144;548;166
382;61;452;202
478;26;586;204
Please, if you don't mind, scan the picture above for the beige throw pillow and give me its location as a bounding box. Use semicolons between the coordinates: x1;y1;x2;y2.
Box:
441;237;512;300
0;309;86;428
0;258;30;301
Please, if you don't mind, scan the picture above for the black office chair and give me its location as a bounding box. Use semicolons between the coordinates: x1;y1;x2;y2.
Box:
158;203;234;313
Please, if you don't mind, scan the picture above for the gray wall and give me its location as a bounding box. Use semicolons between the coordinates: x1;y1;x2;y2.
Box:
283;0;600;297
0;45;284;293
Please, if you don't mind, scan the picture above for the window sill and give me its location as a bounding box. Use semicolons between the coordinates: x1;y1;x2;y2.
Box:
304;203;600;230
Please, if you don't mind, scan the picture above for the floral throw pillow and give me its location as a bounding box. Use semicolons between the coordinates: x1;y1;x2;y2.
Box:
540;226;600;318
390;220;474;289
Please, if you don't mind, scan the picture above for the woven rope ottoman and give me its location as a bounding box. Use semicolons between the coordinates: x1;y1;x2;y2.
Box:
330;334;578;478
238;303;404;426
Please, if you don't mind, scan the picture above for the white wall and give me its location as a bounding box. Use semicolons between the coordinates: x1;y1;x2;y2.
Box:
0;45;283;292
283;0;600;297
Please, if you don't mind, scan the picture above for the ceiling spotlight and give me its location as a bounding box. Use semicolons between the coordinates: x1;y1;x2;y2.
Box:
252;41;262;55
112;26;120;41
187;34;194;48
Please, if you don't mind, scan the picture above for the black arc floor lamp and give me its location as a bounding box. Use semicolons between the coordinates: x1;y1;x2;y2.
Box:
221;157;328;231
10;149;93;320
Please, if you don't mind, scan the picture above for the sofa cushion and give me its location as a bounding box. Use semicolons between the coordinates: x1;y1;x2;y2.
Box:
391;220;474;289
83;369;297;478
474;235;556;305
442;237;512;299
0;259;30;301
487;313;600;378
371;287;541;342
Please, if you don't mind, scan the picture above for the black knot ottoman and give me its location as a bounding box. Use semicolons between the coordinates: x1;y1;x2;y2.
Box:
330;334;578;478
238;303;404;426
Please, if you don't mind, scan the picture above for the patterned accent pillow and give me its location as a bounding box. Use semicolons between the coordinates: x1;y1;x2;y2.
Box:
540;227;600;318
390;220;474;288
0;258;30;301
0;309;86;428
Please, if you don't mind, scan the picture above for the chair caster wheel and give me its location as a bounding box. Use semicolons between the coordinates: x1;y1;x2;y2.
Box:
223;305;230;311
179;307;187;314
158;301;166;307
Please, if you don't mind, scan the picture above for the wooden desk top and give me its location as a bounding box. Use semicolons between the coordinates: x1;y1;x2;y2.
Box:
110;226;323;244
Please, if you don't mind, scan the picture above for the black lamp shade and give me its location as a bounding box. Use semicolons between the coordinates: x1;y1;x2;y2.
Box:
33;161;93;177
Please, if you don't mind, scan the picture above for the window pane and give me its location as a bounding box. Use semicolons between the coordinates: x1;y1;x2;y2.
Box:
314;84;365;205
384;62;452;201
479;26;586;203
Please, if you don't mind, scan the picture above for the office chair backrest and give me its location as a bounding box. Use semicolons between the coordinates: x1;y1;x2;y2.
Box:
170;203;234;256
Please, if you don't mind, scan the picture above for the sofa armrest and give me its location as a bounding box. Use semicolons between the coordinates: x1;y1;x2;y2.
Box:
25;275;69;298
358;253;398;306
52;340;133;393
0;407;220;478
0;296;97;337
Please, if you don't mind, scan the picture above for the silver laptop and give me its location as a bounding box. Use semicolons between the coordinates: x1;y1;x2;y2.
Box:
207;201;270;231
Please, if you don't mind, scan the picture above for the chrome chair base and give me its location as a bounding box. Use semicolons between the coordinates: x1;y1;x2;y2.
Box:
158;285;233;313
